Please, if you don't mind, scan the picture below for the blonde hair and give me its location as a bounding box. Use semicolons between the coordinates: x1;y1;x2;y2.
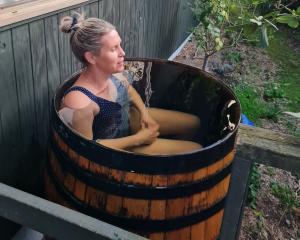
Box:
59;12;116;65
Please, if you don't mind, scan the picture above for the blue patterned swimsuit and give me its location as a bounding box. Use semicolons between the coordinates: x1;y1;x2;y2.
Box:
64;76;131;140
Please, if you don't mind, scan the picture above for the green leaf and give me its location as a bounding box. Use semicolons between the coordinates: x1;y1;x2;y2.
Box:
297;6;300;15
252;0;261;5
264;11;279;19
288;19;299;28
276;15;293;24
229;4;240;16
277;15;299;28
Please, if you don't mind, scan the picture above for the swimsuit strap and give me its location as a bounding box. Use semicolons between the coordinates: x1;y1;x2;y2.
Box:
65;85;120;105
64;86;99;105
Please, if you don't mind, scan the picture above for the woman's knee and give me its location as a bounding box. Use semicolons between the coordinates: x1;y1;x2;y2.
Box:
187;140;202;150
188;115;201;131
179;114;200;138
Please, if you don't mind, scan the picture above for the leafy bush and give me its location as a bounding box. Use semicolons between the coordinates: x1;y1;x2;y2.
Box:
191;0;300;70
264;82;285;99
270;182;300;210
234;83;280;122
247;164;261;209
226;51;242;63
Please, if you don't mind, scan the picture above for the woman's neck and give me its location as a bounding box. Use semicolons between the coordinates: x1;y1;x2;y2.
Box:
80;66;111;91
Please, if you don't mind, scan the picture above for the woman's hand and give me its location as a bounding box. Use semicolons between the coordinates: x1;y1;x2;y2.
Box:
135;125;159;145
140;109;159;131
98;124;158;150
127;84;159;131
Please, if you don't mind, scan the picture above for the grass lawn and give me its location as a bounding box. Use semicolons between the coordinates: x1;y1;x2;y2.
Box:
267;29;300;112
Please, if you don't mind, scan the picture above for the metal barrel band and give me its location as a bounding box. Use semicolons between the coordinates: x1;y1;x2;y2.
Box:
50;138;232;199
46;161;226;233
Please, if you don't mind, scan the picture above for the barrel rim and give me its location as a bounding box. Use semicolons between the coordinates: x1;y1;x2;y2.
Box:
53;58;241;158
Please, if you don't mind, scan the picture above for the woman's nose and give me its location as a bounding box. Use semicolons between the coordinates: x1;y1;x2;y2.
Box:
119;47;125;57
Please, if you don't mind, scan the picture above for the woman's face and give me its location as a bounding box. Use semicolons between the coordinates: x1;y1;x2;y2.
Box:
93;29;125;74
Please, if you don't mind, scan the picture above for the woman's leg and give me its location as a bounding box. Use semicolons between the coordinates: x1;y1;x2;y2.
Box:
129;138;201;155
128;107;202;155
130;107;200;139
148;108;200;139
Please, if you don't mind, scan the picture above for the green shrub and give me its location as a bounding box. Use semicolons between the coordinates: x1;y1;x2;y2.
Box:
266;166;275;176
247;164;261;209
270;182;300;210
267;30;300;112
234;83;280;123
286;121;300;139
264;82;285;99
226;51;242;64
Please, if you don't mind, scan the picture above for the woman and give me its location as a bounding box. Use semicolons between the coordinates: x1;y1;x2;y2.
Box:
59;13;201;155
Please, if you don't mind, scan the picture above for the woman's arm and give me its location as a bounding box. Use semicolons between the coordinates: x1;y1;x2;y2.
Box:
62;91;96;140
69;103;158;148
68;105;158;149
71;107;94;139
62;77;158;150
127;84;147;115
127;84;159;130
114;72;158;130
97;127;158;150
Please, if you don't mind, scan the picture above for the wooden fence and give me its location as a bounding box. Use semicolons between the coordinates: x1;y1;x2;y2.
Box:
0;0;195;189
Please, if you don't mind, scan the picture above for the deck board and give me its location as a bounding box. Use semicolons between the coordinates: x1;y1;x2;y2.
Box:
0;0;90;28
237;124;300;173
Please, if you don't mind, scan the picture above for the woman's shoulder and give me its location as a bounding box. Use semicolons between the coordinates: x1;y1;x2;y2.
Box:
62;86;98;111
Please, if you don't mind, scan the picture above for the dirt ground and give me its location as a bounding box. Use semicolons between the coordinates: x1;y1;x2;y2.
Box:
240;166;300;240
174;36;300;240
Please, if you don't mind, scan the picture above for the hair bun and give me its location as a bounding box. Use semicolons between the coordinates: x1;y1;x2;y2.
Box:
59;16;73;33
59;12;84;33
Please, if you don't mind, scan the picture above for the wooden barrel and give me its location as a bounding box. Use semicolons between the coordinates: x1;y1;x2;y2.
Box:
44;59;241;240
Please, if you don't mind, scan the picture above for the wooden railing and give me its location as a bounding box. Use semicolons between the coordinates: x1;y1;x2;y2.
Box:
237;124;300;173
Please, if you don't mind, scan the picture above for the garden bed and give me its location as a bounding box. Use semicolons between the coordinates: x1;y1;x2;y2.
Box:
174;26;300;240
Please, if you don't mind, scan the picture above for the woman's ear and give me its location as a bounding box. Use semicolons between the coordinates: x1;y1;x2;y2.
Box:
84;51;96;65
